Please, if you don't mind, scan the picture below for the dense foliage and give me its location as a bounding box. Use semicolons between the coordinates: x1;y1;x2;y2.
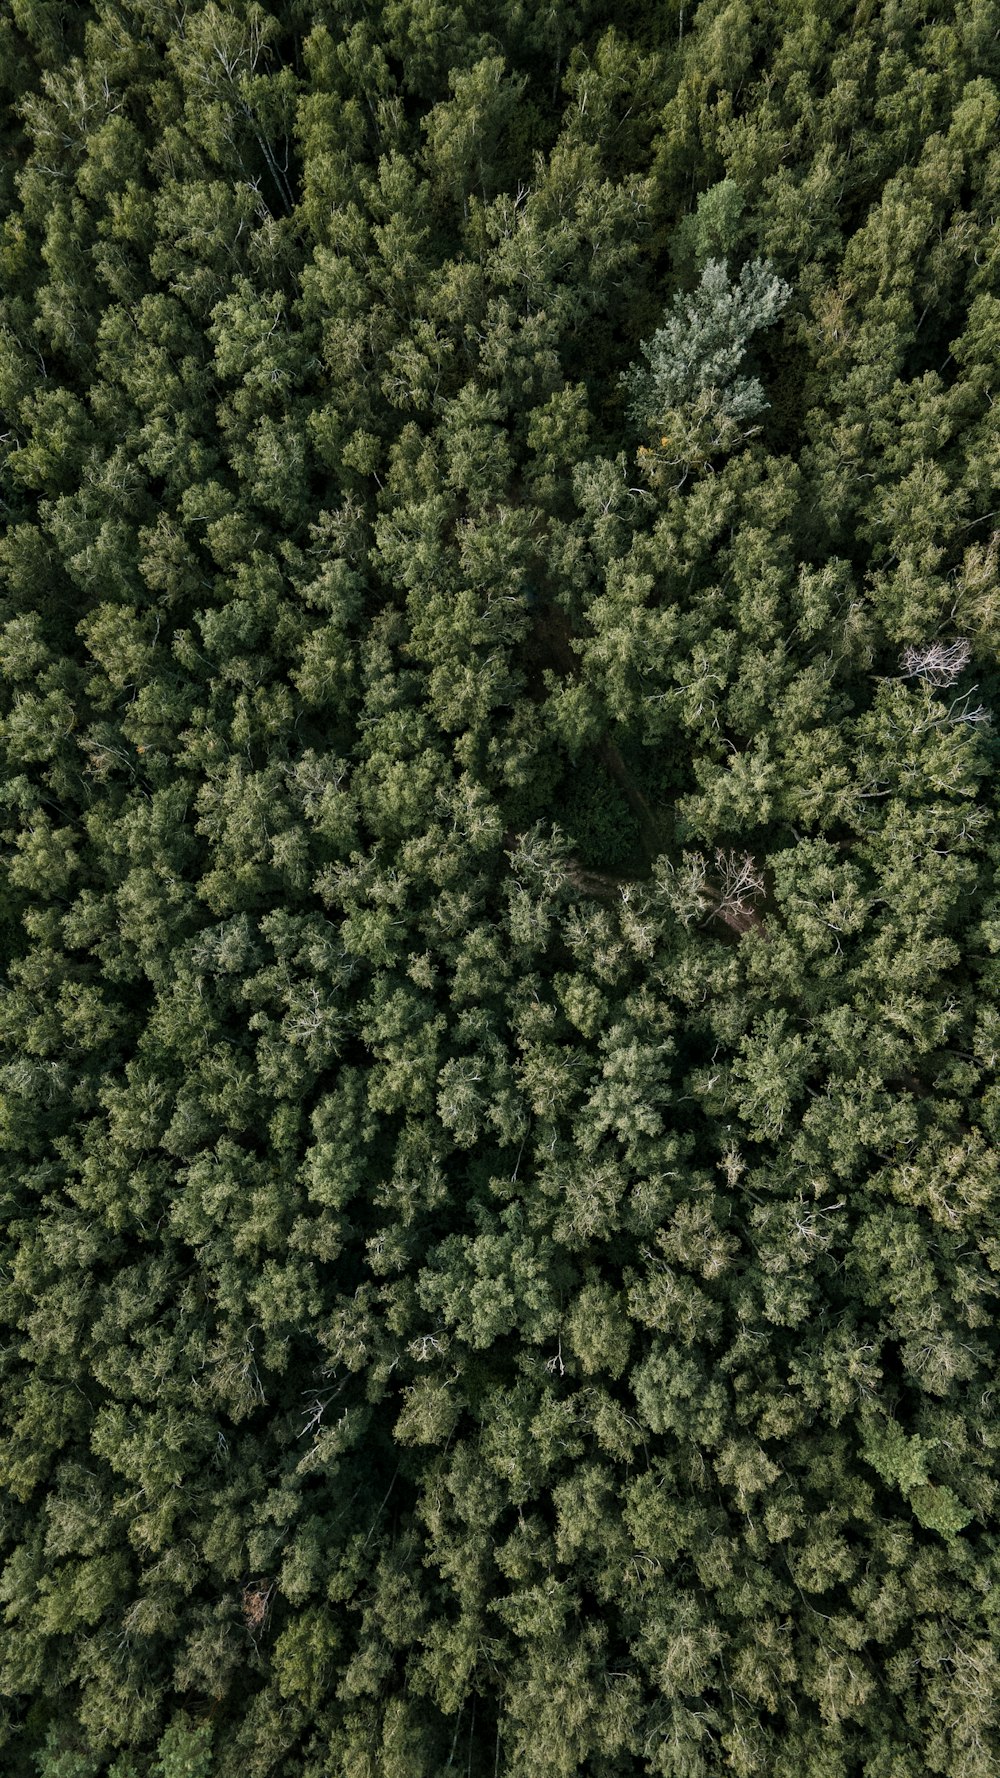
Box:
2;1;1000;1773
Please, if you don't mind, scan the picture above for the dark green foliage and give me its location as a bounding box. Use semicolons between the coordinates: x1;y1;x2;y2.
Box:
2;2;1000;1775
560;754;645;873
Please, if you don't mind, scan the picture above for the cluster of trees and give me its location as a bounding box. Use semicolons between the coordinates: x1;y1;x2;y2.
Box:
2;0;999;1773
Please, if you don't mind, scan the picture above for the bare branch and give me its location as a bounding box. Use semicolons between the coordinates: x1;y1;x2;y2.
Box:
711;849;766;932
899;638;972;688
242;1580;273;1638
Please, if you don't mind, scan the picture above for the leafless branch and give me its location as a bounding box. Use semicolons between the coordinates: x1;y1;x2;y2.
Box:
242;1580;273;1638
899;638;972;687
711;849;766;932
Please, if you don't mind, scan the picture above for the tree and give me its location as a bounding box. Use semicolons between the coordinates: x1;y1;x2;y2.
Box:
3;1;1000;1772
622;256;791;478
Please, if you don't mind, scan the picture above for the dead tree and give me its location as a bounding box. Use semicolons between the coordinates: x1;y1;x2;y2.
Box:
900;638;972;687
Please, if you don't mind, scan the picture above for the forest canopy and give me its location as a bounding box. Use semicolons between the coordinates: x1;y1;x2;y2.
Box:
2;1;1000;1774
